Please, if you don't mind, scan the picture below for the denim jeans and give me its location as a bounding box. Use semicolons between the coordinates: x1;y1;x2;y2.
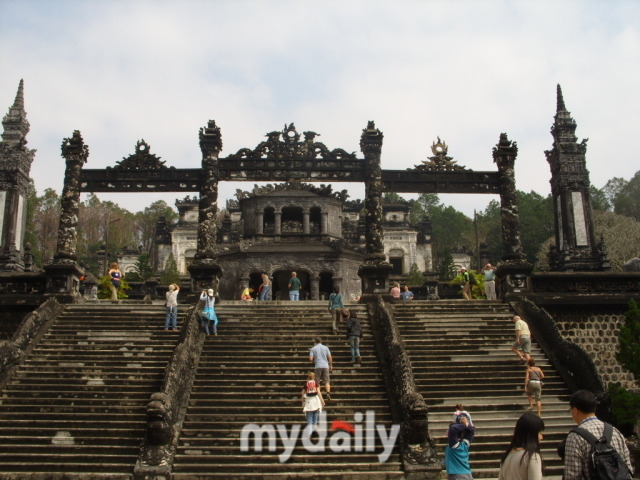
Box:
165;306;178;329
305;409;319;436
260;285;270;301
289;290;299;301
349;336;361;362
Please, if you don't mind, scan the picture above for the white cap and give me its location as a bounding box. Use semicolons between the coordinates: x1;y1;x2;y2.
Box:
207;289;214;295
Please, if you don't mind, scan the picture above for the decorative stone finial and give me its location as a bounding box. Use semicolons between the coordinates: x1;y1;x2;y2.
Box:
199;120;222;156
360;120;383;154
1;79;30;146
556;84;566;112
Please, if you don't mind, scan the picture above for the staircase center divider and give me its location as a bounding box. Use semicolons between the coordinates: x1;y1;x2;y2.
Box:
134;300;206;479
0;298;64;389
365;296;442;478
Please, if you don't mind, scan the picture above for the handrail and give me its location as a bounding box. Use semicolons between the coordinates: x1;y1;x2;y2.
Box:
0;298;64;388
511;296;605;395
134;300;206;477
365;295;441;474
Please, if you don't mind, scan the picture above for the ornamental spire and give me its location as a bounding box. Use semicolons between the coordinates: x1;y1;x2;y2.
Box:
2;79;30;146
556;83;566;112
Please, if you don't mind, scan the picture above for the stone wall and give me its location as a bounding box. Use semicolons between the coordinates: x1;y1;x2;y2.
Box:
550;307;636;390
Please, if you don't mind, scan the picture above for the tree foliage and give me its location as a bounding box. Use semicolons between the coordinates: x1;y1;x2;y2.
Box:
160;253;181;286
406;262;426;285
126;254;154;282
535;210;640;271
609;300;640;431
438;248;457;281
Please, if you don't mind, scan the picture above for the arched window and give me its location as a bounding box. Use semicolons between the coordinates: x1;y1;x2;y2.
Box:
263;207;275;234
281;206;303;233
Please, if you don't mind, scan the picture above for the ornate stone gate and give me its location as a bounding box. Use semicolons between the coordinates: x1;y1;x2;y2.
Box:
2;80;608;301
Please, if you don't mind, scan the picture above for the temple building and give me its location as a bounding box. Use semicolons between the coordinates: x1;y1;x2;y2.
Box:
154;183;432;300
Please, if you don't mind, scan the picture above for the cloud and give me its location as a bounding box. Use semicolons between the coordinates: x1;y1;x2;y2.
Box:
1;0;638;217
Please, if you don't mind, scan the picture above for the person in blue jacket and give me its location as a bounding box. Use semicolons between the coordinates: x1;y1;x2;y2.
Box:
200;289;218;335
444;413;475;479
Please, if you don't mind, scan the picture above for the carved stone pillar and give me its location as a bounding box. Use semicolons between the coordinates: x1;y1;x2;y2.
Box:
257;211;264;235
545;85;609;271
303;211;310;235
358;121;392;296
43;130;88;301
321;213;328;235
188;120;223;297
310;275;320;300
274;211;282;235
238;276;249;300
0;80;35;272
493;133;532;296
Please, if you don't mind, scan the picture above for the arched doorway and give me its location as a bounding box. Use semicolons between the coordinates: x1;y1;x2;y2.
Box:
319;272;333;300
248;272;262;300
272;269;310;300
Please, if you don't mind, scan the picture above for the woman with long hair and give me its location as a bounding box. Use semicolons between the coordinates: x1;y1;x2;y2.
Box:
498;413;545;480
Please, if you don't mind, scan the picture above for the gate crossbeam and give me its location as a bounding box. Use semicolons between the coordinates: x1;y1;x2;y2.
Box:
381;170;501;194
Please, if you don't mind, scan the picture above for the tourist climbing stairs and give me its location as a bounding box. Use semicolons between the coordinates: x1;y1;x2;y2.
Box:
0;303;186;479
172;301;404;479
391;300;573;479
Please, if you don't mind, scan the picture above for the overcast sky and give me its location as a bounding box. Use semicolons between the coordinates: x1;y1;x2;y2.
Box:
1;0;638;218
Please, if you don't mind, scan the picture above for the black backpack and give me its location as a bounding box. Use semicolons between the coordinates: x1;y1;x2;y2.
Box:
571;423;632;480
468;273;476;285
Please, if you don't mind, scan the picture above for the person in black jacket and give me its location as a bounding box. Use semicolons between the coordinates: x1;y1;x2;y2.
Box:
345;311;363;364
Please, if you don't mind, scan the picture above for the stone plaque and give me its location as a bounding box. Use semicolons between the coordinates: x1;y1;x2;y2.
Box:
15;194;24;251
0;191;5;246
572;191;588;246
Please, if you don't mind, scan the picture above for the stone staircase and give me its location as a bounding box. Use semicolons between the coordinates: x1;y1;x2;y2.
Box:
0;303;185;479
171;301;404;479
392;300;573;479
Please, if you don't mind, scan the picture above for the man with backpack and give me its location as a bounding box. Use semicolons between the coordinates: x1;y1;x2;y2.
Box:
563;389;632;479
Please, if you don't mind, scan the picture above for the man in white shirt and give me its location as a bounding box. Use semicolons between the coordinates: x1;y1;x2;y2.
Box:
511;315;531;363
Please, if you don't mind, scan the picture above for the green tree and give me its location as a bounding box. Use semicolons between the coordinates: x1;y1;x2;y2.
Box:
126;254;154;282
589;184;611;212
160;253;181;286
613;171;640;221
409;193;440;224
406;263;426;285
31;187;61;266
516;191;554;265
438;248;456;280
134;200;178;253
383;192;402;203
430;204;474;269
609;300;640;431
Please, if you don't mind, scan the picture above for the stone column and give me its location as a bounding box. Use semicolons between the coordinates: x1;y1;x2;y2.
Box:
310;275;320;300
331;276;343;293
274;211;282;235
257;211;264;235
188;120;223;297
321;213;328;235
44;130;88;301
303;211;310;234
358;121;392;296
492;133;532;297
